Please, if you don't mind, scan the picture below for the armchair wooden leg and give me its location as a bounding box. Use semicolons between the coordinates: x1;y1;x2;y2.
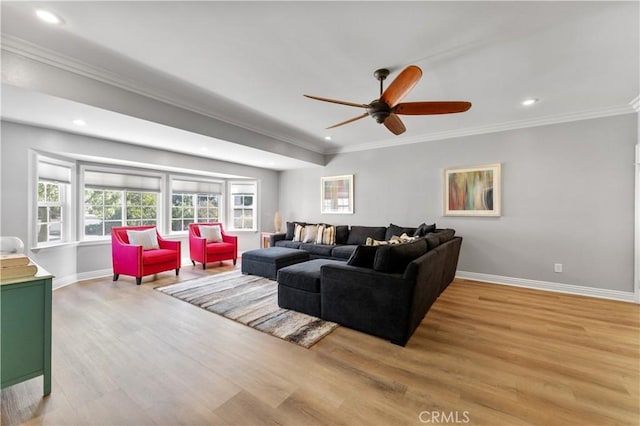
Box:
233;259;237;266
136;277;142;286
176;268;180;276
202;263;206;270
191;260;195;266
113;274;119;281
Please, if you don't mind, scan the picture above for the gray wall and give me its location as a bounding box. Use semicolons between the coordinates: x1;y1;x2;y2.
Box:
279;114;637;292
1;121;279;285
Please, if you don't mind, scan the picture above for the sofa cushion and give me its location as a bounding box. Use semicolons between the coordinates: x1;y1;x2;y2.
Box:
425;236;441;250
347;226;386;245
430;229;455;244
206;242;235;254
330;245;358;260
300;243;334;257
385;223;418;241
142;248;176;265
335;225;349;245
373;238;428;273
347;245;379;268
413;223;437;237
275;240;303;249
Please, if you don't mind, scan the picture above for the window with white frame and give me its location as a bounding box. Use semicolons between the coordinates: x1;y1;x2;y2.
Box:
36;159;72;246
171;179;223;232
229;181;257;230
83;169;161;238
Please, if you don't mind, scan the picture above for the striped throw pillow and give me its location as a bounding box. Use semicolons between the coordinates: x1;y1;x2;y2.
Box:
293;224;305;242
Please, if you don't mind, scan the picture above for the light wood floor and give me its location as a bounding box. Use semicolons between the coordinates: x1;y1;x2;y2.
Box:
1;263;638;425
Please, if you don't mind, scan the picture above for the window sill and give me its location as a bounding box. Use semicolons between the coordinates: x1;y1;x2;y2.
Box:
30;241;79;253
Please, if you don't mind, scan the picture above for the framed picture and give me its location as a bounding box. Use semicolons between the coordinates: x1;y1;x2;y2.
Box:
444;163;501;216
321;175;354;214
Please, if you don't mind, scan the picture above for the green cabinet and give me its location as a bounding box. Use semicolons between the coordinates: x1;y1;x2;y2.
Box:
1;268;52;395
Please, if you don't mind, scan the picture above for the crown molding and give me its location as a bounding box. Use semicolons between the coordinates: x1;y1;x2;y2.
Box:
327;103;636;155
1;35;324;154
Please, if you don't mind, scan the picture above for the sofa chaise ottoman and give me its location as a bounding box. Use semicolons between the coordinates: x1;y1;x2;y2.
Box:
241;247;310;280
277;259;344;317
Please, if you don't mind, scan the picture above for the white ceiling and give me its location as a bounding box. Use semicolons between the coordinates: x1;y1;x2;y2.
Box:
1;1;638;170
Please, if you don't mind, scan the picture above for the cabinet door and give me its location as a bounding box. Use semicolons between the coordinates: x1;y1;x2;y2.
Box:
1;281;45;385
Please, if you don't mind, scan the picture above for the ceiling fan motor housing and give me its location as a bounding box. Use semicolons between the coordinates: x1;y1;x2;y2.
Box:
368;99;391;123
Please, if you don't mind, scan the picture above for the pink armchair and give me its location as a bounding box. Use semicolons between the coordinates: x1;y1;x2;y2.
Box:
111;225;181;285
188;223;237;269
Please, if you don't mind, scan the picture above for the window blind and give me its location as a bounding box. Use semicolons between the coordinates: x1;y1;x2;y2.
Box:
84;170;161;192
172;179;223;194
39;161;72;184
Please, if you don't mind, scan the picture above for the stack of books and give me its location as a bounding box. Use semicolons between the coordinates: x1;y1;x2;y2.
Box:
0;254;38;281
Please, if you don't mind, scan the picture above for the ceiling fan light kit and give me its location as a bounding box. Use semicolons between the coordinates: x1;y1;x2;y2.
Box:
304;65;472;136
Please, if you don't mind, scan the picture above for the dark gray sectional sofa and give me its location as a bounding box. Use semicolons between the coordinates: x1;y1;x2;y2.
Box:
270;222;432;260
272;221;462;346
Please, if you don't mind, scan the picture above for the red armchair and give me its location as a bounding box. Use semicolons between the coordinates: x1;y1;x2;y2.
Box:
188;223;237;269
111;225;181;285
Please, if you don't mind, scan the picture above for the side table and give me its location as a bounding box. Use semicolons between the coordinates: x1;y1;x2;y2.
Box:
261;232;277;248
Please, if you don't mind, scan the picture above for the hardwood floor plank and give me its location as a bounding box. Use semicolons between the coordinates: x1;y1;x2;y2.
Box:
1;265;638;425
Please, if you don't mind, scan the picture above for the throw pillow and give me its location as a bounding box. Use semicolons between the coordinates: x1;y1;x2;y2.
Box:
292;224;305;242
285;222;296;240
199;224;222;243
365;237;389;246
335;225;349;244
347;245;379;269
303;224;319;243
347;226;387;245
286;221;306;240
385;223;418;241
373;238;428;273
315;224;326;244
413;223;437;237
322;225;336;245
126;228;159;251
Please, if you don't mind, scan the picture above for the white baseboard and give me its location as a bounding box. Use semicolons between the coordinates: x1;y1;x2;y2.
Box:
52;259;197;290
53;268;112;290
456;271;638;304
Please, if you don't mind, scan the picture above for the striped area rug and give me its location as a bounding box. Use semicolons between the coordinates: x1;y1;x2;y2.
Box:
155;270;338;348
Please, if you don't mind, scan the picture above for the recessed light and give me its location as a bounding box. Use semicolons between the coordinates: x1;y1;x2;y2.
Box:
324;136;332;141
72;119;86;126
35;9;63;25
521;98;539;107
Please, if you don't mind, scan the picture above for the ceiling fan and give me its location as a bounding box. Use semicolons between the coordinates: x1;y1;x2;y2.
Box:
304;65;471;135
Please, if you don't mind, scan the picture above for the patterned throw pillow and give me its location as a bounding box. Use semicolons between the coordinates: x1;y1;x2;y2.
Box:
316;225;326;244
322;226;336;245
199;224;222;243
126;228;159;250
293;224;305;242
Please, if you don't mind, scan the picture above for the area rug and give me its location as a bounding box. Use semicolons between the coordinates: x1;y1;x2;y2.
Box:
155;270;338;348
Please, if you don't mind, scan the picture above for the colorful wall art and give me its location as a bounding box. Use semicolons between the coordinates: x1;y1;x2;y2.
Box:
444;164;501;216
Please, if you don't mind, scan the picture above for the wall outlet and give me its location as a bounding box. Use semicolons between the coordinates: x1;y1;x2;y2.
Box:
554;263;563;273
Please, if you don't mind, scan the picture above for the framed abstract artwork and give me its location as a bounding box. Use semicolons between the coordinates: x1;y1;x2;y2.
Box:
321;175;354;214
444;163;501;216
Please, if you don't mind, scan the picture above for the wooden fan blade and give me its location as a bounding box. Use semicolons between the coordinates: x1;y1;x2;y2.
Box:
383;113;406;135
326;113;369;129
394;101;472;115
380;65;422;108
304;94;370;108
